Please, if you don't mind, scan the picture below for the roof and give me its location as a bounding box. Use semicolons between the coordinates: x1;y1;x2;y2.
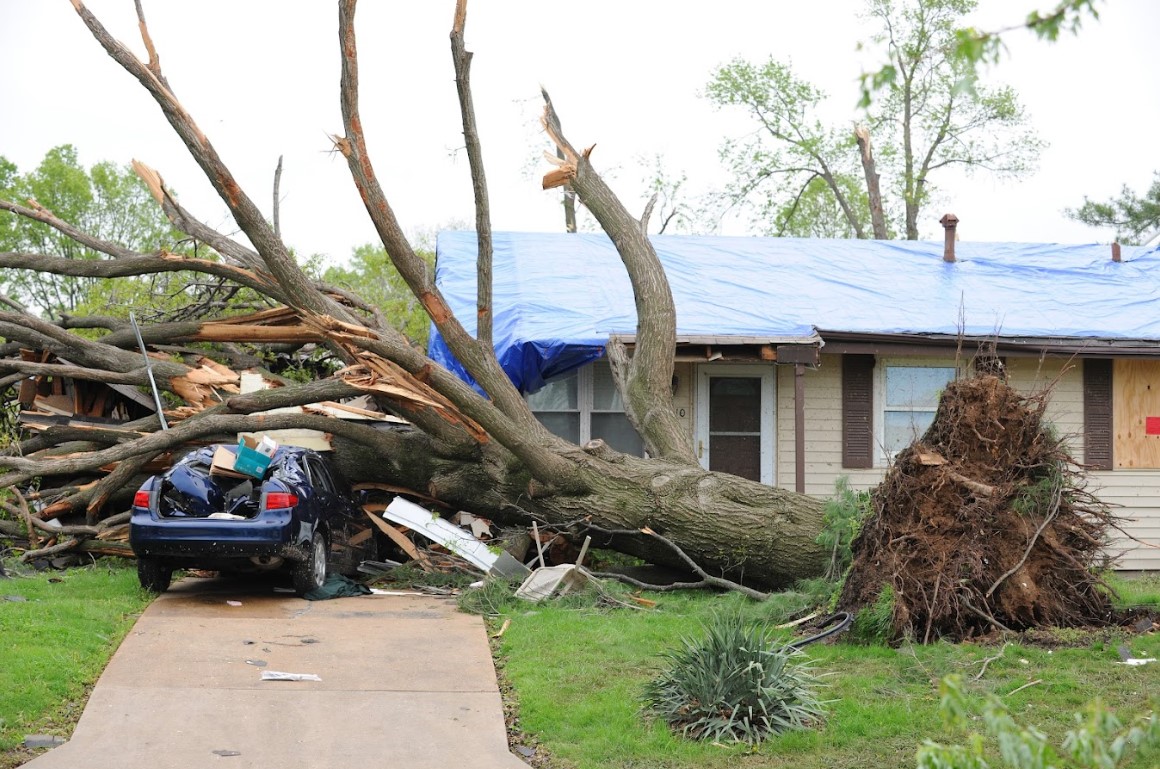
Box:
429;231;1160;392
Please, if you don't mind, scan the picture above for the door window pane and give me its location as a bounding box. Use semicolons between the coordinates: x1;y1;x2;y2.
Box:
709;377;761;432
709;435;761;481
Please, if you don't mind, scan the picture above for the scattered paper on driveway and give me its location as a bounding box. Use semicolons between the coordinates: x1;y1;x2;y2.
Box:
260;671;322;681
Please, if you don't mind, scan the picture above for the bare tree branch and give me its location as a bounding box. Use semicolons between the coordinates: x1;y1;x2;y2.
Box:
541;91;695;464
450;0;494;349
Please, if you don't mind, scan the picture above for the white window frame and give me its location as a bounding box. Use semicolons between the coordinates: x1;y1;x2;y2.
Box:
873;357;959;466
695;363;776;485
526;362;644;455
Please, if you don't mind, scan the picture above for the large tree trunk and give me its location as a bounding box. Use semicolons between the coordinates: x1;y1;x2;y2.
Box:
0;0;827;590
331;431;825;589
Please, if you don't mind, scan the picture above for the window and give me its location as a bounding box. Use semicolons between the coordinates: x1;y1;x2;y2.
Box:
527;362;644;455
875;360;957;461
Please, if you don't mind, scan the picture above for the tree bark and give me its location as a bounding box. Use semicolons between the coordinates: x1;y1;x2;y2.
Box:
327;430;825;589
855;125;888;239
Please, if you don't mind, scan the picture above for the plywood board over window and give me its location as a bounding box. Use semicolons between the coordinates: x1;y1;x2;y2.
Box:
1113;359;1160;468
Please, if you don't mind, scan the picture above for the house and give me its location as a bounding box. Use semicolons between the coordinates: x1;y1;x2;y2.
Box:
430;229;1160;571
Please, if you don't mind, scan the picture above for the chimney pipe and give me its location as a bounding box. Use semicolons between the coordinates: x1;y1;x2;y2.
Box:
940;213;959;263
1112;242;1121;263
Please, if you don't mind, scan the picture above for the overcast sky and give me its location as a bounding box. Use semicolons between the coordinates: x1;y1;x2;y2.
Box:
0;1;1156;262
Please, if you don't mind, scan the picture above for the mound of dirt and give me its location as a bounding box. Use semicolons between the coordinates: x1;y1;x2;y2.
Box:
838;372;1120;643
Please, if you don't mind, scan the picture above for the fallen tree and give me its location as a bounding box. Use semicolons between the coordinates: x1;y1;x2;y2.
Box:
0;0;825;589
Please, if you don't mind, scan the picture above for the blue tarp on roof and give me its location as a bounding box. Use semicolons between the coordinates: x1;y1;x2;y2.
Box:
429;231;1160;393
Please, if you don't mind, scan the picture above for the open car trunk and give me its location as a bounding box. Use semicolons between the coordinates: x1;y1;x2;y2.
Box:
157;451;264;519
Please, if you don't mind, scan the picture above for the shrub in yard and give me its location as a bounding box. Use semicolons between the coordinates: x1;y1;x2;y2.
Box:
643;612;826;745
817;476;871;582
918;675;1160;769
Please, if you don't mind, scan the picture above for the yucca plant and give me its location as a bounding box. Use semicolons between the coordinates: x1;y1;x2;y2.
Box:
643;613;826;745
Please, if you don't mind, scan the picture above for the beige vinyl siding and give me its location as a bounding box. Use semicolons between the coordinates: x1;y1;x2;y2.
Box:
672;362;695;437
768;353;1158;571
776;354;884;496
1088;471;1160;570
1004;357;1085;463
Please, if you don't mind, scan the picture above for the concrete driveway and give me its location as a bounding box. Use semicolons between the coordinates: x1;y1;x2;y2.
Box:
22;577;529;769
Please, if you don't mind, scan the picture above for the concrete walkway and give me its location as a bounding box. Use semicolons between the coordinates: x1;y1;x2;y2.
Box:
22;577;529;769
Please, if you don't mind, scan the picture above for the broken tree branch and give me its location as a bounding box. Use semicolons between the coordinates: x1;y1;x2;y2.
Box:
854;124;888;239
450;0;493;349
336;0;583;488
272;154;283;240
580;522;770;601
540;91;694;464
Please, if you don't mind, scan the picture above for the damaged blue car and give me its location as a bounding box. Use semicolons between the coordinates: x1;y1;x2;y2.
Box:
130;444;376;594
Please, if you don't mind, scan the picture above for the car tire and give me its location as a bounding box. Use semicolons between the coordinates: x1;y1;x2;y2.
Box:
138;557;173;593
292;531;328;595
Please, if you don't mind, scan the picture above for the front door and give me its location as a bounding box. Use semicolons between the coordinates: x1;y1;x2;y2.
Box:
695;364;775;484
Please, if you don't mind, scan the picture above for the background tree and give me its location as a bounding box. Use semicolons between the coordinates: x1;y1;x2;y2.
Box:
706;0;1044;240
1066;171;1160;245
322;242;436;346
0;146;186;319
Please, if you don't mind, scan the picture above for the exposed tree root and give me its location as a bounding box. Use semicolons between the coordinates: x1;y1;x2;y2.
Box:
839;371;1121;643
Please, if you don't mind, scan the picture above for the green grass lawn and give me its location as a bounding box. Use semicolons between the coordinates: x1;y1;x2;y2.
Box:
0;561;151;768
489;581;1160;769
1;564;1156;769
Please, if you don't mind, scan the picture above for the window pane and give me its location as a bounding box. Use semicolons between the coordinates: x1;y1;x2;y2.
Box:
535;413;580;444
591;413;644;456
884;410;936;453
885;366;955;409
592;364;625;411
526;370;578;411
709;377;761;433
709;434;761;481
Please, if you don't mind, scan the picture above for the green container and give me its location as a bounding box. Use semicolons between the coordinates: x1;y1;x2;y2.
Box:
233;440;272;479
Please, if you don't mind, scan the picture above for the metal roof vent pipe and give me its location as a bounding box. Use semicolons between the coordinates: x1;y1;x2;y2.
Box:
940;213;959;263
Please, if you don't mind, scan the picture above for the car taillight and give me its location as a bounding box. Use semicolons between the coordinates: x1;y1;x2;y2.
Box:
263;492;298;510
133;490;151;509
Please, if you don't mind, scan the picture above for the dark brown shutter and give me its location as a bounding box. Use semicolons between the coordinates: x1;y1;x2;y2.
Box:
1083;359;1113;470
842;354;875;469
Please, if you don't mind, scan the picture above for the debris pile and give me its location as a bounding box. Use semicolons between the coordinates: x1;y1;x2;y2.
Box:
838;372;1120;643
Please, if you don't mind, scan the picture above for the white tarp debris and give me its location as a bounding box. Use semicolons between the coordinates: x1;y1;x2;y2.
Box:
383;497;530;578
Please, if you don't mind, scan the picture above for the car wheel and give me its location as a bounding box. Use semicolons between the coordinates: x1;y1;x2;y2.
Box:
292;531;328;595
138;557;173;593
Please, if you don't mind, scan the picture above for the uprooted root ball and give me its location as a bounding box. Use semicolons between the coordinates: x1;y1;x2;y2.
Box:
839;373;1120;643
